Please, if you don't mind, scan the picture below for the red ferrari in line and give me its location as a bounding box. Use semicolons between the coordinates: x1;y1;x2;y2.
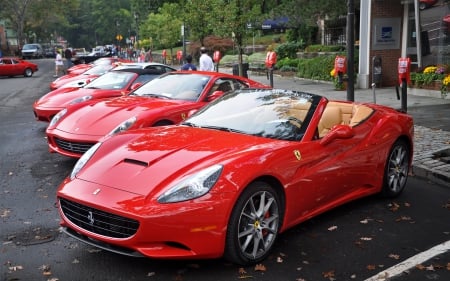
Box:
50;63;115;90
46;71;270;158
56;89;414;265
34;68;172;122
67;57;131;75
0;57;38;77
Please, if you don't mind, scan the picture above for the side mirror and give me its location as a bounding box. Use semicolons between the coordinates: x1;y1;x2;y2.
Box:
320;125;354;146
130;82;142;90
207;90;224;102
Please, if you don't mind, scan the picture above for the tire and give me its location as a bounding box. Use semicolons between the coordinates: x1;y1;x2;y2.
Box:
24;68;33;77
381;139;410;197
419;3;426;10
224;181;282;265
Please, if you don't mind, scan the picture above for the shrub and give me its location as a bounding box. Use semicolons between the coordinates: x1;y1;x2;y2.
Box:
275;41;305;59
297;55;336;81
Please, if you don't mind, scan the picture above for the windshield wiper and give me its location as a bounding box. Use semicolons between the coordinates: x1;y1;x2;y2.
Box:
181;121;198;127
200;125;245;134
140;93;171;99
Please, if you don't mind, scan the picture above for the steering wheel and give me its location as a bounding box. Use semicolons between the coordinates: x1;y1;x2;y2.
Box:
287;116;302;127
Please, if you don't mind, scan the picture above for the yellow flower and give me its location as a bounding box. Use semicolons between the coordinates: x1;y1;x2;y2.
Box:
423;66;437;74
330;68;336;77
442;75;450;87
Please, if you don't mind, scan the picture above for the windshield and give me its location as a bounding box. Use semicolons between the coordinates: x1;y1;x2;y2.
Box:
84;71;136;89
84;64;114;75
185;89;321;141
23;44;38;50
131;73;211;101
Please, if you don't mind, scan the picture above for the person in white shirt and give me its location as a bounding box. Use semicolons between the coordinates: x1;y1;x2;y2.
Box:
54;51;64;77
199;47;214;71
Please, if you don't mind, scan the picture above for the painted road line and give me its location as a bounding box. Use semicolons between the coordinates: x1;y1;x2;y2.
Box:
364;240;450;281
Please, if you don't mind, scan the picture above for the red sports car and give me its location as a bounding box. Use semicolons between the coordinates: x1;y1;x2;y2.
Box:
0;57;38;77
34;68;170;122
419;0;438;10
56;88;413;265
46;71;270;158
67;57;131;75
50;63;115;90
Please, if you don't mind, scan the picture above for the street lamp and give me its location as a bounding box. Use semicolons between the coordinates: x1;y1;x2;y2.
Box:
134;12;139;49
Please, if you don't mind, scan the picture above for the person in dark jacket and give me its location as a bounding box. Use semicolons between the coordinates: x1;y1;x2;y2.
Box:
180;55;197;71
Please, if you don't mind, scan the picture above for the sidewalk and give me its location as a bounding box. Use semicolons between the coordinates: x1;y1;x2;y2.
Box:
234;69;450;187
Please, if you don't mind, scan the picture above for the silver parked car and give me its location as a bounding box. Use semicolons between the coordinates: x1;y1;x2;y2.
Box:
21;43;44;59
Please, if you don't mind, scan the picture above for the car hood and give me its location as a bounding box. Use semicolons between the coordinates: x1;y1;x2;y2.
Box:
36;88;95;107
77;126;280;197
52;74;99;88
57;96;194;136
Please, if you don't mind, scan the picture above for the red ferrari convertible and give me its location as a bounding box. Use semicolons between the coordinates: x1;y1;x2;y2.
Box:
56;89;414;265
34;68;171;122
0;57;38;77
46;71;270;158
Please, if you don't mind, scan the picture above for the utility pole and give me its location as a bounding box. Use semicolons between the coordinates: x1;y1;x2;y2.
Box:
346;0;355;101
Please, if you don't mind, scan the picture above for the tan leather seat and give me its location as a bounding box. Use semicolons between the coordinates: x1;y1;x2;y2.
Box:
318;106;342;138
349;105;374;127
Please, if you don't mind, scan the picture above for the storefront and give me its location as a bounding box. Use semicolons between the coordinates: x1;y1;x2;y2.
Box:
358;0;449;88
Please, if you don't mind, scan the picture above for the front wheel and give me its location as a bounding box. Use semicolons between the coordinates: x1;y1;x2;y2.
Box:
24;68;33;77
224;182;282;265
381;139;410;197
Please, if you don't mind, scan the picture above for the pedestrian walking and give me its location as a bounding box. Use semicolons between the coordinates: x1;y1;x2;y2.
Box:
64;48;73;69
54;50;64;77
199;47;214;71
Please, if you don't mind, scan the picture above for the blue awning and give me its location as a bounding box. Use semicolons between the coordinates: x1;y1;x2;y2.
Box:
261;17;289;30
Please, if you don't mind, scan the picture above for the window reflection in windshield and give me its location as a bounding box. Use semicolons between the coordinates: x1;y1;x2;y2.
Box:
132;73;211;101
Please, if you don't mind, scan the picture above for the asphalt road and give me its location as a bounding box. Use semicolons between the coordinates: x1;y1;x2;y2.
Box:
0;59;449;281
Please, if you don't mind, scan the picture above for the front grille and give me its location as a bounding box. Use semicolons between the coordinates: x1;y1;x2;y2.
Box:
54;138;95;155
59;198;139;239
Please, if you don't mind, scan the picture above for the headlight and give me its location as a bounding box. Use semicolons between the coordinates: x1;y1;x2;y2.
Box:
69;95;92;105
107;116;137;136
158;164;223;203
70;142;101;180
49;108;67;127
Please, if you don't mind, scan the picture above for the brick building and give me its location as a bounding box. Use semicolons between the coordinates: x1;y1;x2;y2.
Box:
358;0;449;88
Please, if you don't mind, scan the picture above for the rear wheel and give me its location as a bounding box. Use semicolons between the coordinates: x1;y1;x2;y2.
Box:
24;68;33;77
381;139;410;197
224;182;281;265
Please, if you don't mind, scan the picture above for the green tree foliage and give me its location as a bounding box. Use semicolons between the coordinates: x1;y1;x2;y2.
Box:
0;0;354;54
140;3;182;54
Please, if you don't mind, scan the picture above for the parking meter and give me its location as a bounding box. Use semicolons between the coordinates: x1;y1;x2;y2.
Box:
398;57;411;113
334;56;347;85
398;57;411;85
162;49;167;64
265;50;277;87
177;50;183;64
213;51;221;72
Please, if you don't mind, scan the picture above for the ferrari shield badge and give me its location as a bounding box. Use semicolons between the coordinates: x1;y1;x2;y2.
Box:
294;150;301;160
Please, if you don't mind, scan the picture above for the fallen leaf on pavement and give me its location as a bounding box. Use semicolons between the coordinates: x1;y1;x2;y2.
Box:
388;254;400;260
322;270;335;278
389;202;400;212
328;226;338;231
254;264;267;271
